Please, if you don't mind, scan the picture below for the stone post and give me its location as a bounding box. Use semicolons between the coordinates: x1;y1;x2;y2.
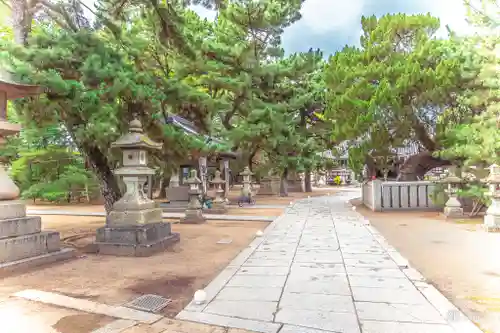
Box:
198;156;208;195
222;159;230;198
483;164;500;232
181;169;206;224
440;172;463;219
240;166;253;199
209;170;227;213
95;119;180;256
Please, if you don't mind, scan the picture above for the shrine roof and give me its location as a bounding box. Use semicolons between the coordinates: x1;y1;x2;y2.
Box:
0;70;44;99
161;114;237;159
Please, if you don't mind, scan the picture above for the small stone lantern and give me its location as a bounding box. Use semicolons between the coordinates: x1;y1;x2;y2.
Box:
240;166;254;199
439;170;464;218
209;170;227;213
181;169;206;224
482;164;500;232
95;118;180;256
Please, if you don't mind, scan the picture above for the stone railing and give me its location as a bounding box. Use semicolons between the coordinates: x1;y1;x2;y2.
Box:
362;180;439;211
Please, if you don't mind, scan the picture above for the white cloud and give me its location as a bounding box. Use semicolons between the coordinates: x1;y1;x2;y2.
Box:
422;0;471;36
191;5;217;21
300;0;365;33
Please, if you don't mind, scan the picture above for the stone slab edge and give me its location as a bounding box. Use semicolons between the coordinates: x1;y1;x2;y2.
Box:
13;289;162;324
176;310;281;333
356;207;484;333
0;248;76;277
178;213;285;314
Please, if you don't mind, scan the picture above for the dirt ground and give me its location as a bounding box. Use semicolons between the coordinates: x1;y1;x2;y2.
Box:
353;199;500;333
0;218;268;321
225;208;284;216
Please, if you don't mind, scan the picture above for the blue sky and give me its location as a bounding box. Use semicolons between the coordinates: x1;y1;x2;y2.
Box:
193;0;470;56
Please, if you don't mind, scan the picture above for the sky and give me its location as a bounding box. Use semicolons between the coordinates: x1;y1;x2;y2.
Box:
193;0;471;56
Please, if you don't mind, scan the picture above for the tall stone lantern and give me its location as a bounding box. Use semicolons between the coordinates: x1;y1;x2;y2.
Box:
95;118;180;256
181;169;206;224
482;164;500;232
240;166;254;199
209;170;227;213
439;170;464;218
0;70;75;273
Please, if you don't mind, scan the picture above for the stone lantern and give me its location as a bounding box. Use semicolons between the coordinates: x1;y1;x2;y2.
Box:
95;118;179;256
209;170;227;213
181;169;206;224
240;166;254;199
0;70;75;273
482;164;500;232
439;170;464;218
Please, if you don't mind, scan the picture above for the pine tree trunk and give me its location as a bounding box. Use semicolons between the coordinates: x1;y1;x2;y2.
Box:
157;175;170;199
304;170;313;192
81;144;121;214
280;168;289;197
11;0;29;46
397;151;451;181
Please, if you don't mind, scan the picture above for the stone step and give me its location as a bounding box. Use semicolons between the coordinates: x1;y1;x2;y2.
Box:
0;230;61;263
0;216;41;238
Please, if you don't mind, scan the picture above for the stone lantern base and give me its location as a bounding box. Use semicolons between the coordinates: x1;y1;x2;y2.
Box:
181;208;206;224
0;200;75;275
443;196;463;219
95;205;180;256
95;222;180;256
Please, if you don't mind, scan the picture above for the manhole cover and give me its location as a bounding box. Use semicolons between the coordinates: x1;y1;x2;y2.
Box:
124;294;172;313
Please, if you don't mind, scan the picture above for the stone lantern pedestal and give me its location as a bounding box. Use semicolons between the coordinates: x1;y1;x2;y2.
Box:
440;172;464;219
95;119;179;256
207;170;227;214
483;164;500;232
0;73;75;274
181;169;206;224
240;166;254;199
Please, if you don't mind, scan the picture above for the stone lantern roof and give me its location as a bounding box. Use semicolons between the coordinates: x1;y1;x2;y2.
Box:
112;119;163;150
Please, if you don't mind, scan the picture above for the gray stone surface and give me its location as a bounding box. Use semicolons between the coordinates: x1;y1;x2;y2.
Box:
176;190;480;333
356;301;447;324
204;300;277;321
360;321;455;333
275;308;360;333
348;275;415;289
216;287;282;302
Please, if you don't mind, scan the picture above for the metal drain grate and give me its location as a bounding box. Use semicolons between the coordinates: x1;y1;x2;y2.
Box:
124;294;172;313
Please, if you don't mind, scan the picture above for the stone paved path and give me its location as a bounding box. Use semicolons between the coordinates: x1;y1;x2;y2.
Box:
176;191;483;333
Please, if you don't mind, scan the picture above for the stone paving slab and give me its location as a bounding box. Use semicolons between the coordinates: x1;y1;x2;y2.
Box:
177;193;483;333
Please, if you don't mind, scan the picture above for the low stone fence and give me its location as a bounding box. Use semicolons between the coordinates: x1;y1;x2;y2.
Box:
361;180;440;211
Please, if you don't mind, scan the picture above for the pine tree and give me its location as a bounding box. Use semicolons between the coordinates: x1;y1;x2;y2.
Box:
324;13;477;180
440;0;499;166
